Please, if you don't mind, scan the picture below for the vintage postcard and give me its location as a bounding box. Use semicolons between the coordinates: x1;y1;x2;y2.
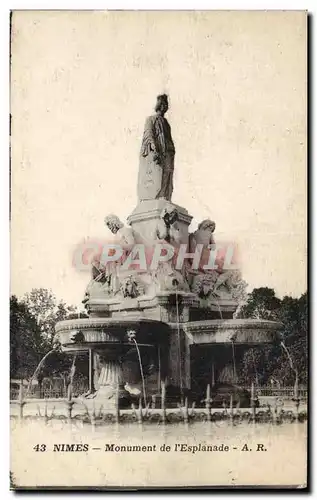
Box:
10;10;308;489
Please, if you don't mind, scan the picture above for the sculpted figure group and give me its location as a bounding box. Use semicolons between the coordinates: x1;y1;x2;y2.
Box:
83;94;242;305
84;209;240;303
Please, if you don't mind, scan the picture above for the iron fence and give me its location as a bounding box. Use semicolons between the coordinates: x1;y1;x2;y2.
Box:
255;386;307;401
10;382;307;401
10;380;89;400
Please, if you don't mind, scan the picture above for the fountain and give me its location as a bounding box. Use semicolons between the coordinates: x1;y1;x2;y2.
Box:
54;93;282;410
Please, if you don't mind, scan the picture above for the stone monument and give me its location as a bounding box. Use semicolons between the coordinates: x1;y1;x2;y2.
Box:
55;95;281;408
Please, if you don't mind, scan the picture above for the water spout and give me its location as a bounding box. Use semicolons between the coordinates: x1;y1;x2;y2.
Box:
127;331;147;408
175;289;184;404
25;349;56;399
280;341;299;389
211;292;223;319
67;355;77;400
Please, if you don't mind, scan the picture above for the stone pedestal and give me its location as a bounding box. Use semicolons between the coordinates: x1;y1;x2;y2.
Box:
97;358;123;388
127;199;193;244
86;352;124;407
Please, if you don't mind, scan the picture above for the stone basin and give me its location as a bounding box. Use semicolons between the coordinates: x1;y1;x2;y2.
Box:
54;317;170;408
54;315;282;410
55;317;170;352
183;318;282;345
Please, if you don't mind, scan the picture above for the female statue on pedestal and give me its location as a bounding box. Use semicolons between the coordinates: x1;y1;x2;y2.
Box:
138;94;175;202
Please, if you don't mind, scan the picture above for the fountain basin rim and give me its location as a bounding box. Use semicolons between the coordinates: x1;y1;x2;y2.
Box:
55;317;168;333
182;318;281;345
61;341;156;349
183;318;282;331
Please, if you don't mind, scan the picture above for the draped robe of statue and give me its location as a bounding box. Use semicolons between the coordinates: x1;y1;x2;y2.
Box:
138;113;175;201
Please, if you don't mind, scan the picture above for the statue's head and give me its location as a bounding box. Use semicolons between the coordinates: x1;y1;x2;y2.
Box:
195;273;218;299
155;94;169;114
121;276;139;298
198;219;216;234
104;214;124;234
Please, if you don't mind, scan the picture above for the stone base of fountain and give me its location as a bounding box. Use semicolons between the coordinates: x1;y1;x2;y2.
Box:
54;196;282;402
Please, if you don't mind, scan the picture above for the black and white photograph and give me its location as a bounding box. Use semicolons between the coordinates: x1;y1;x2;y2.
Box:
9;10;308;489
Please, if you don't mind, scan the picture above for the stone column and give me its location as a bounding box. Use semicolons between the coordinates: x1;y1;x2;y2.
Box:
167;325;191;390
88;348;95;393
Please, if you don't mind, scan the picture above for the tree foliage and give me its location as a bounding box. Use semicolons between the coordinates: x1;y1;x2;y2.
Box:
10;288;87;381
10;295;44;378
237;287;281;320
24;288;77;343
237;288;308;385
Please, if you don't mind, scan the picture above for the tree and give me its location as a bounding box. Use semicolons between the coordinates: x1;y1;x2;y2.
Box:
23;288;87;381
10;295;45;379
24;288;77;343
10;289;88;386
275;292;308;385
237;287;281;320
237;288;308;386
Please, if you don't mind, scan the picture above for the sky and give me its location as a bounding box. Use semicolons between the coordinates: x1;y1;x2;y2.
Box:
10;10;307;307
